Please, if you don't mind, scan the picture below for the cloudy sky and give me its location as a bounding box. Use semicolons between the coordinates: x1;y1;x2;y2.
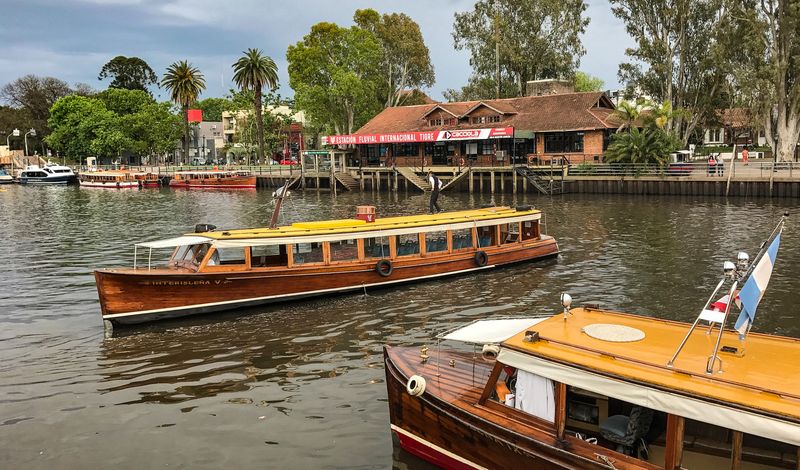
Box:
1;0;635;102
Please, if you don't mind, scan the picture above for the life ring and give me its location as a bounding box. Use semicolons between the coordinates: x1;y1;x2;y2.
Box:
406;375;426;397
376;259;393;277
474;250;488;267
459;157;465;167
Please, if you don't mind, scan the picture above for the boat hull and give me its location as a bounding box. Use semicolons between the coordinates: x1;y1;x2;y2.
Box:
80;180;139;188
95;238;558;325
18;175;75;184
384;347;633;470
169;176;256;189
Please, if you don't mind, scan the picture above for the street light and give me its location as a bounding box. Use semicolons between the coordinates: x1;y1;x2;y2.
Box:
6;128;19;150
24;128;36;156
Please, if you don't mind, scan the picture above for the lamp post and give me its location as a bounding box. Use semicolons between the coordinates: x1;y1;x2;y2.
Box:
6;128;20;173
24;128;36;157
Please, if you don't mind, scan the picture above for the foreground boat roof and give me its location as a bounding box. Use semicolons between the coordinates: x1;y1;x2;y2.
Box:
499;308;800;423
195;207;541;242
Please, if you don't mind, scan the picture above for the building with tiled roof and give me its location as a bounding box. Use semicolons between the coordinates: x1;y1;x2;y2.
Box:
324;91;620;166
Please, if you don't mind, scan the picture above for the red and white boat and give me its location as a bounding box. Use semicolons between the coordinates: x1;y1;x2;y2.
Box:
79;170;139;189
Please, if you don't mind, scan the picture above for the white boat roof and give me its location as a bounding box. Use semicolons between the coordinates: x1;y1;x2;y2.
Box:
440;318;549;344
136;235;212;249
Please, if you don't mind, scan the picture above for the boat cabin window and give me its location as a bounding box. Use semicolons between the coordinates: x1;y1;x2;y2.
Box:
477;226;496;247
424;231;448;254
677;418;796;469
521;220;540;241
451;228;474;250
499;223;520;244
363;236;391;259
250;245;286;268
395;233;420;257
209;247;246;266
292;242;324;265
329;239;358;263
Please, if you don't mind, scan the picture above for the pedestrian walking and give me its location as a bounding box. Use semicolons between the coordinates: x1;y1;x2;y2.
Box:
742;146;749;166
427;171;443;213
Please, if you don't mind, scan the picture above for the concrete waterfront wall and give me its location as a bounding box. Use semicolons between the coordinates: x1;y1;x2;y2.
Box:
565;177;800;198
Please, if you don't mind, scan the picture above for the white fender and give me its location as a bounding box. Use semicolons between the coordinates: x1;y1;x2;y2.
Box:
482;344;500;361
406;375;426;397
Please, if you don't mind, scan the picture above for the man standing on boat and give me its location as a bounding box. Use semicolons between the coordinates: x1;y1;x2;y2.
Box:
428;171;443;213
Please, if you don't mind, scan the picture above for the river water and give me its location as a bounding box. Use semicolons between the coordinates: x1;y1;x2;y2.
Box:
0;185;797;469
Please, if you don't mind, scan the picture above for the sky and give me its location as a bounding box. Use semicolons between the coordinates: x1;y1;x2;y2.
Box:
1;0;635;102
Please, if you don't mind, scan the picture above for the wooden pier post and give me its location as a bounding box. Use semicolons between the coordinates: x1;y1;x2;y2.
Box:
479;172;484;192
500;172;505;192
469;169;474;193
512;170;517;193
490;171;495;193
394;171;398;192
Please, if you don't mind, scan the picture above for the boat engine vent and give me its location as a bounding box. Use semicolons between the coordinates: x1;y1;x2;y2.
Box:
195;223;217;233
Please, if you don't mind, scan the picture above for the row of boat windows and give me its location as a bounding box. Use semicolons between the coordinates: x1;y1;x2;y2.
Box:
491;367;795;468
172;222;540;269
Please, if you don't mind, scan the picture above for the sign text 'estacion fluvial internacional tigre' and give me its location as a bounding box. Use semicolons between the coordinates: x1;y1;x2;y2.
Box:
322;127;514;146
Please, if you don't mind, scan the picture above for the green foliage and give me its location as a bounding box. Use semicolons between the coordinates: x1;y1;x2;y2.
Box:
610;0;730;145
161;61;206;164
45;94;181;162
605;126;680;165
451;0;589;98
573;72;604;92
195;97;230;122
97;88;154;116
98;56;158;94
232;48;280;163
354;9;435;107
1;75;73;137
0;106;35;151
225;89;293;163
287;22;382;134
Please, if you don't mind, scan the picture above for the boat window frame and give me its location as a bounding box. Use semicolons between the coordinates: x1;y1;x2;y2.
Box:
327;238;360;264
393;233;422;259
288;242;326;267
249;244;288;269
423;230;450;256
199;245;250;272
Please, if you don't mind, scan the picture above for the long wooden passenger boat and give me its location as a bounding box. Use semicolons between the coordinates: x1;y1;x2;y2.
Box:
95;206;558;327
168;170;256;189
385;220;799;470
79;170;140;188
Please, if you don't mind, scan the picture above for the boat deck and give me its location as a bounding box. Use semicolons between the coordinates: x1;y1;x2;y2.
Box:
503;308;800;421
200;206;540;240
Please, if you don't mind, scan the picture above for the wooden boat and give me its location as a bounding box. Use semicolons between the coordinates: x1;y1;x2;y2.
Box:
134;172;161;188
79;170;140;188
94;206;558;327
168;170;256;189
384;220;799;470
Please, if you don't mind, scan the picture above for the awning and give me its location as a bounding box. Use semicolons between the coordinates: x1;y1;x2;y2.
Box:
136;235;212;249
440;318;549;344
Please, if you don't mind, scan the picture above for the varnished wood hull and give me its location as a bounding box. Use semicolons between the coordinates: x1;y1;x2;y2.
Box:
168;176;256;189
384;346;648;470
95;238;558;325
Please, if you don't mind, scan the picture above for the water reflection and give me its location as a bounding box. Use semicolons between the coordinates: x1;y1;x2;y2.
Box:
0;184;797;468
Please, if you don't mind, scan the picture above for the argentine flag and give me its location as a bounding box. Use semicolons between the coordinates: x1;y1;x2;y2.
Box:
735;233;781;336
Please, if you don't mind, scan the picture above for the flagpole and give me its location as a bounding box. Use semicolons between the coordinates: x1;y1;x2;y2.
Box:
739;212;788;282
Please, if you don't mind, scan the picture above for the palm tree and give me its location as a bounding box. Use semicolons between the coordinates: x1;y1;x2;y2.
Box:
161;61;206;165
232;48;279;164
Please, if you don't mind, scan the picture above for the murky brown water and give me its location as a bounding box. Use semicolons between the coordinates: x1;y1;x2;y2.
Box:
0;185;798;469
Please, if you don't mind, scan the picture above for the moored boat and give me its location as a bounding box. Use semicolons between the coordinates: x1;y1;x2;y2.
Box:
385;216;798;469
169;170;256;189
79;170;140;188
94;206;559;327
18;163;76;185
0;168;12;184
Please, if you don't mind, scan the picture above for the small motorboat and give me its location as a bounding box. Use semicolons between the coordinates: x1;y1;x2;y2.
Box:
0;168;13;184
18;163;76;185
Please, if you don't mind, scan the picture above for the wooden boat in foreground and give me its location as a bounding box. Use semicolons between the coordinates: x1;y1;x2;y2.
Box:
168;169;256;189
385;218;798;470
95;206;558;327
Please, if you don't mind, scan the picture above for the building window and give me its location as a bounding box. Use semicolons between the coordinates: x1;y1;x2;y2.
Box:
471;115;501;124
393;143;419;157
443;118;457;126
480;140;495;155
710;128;722;142
544;132;584;153
428;118;443;126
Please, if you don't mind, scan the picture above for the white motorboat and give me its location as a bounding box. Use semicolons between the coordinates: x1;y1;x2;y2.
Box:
18;163;77;185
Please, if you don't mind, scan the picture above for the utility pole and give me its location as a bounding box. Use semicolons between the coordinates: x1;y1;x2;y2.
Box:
494;4;500;99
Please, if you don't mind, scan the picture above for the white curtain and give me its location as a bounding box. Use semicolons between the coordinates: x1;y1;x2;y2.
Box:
515;370;555;422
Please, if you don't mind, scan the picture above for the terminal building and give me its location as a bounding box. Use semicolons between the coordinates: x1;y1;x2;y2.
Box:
324;82;620;167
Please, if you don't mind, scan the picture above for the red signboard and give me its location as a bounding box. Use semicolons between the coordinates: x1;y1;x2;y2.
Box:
188;109;203;123
323;127;514;146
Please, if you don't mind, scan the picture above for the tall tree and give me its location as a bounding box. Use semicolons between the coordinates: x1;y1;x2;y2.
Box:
1;75;72;136
161;61;206;165
97;88;154;116
574;71;604;92
354;9;435;108
611;0;730;146
287;22;382;135
452;0;589;99
732;0;800;162
232;49;279;164
98;56;159;94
